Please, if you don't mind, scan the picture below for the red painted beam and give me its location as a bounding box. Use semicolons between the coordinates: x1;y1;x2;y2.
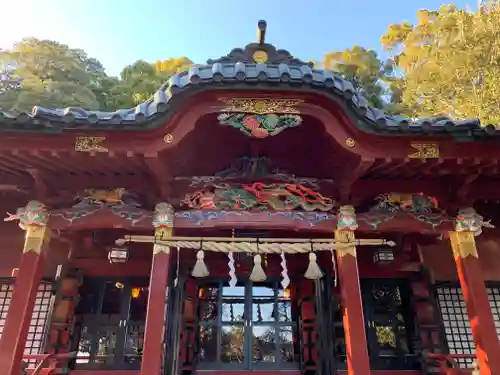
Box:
450;232;500;375
139;250;170;375
335;229;371;375
0;90;497;161
44;207;454;234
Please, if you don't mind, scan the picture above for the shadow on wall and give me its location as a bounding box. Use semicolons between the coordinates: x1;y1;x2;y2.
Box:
422;234;500;281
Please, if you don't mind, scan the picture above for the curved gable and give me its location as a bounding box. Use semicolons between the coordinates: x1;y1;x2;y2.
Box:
0;20;496;139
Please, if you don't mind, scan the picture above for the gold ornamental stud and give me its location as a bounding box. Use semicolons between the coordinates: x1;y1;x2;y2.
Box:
163;133;174;144
345;138;356;148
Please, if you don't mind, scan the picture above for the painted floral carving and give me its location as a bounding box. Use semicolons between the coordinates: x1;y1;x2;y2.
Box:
455;207;494;236
371;192;439;213
217;113;302;138
183;183;334;212
337;205;358;231
153;202;175;228
4;200;50;229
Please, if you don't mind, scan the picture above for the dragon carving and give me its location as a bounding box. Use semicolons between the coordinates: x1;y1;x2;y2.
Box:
371;192;439;213
183;183;334;212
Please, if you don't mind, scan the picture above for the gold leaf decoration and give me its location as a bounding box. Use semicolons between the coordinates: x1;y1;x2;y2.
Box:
219;98;303;115
408;143;439;159
75;136;108;153
253;50;268;63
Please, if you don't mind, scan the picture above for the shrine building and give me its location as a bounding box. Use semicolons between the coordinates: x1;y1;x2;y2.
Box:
1;21;500;375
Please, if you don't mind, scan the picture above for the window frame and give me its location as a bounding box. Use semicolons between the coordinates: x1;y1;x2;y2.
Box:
196;278;299;370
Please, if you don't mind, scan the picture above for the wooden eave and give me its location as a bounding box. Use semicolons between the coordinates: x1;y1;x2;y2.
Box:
0;89;499;205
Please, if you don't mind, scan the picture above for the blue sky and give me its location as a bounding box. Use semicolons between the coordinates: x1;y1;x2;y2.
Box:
0;0;475;77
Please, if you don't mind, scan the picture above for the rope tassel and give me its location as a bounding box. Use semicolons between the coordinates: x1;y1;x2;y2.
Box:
304;252;323;280
192;250;209;278
250;254;267;282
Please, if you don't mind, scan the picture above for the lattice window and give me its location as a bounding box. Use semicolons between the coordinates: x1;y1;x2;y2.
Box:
0;280;53;367
437;285;500;368
436;286;474;368
0;281;14;337
24;282;53;366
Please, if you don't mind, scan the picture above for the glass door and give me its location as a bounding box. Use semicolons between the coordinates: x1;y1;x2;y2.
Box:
361;279;419;370
196;280;299;370
73;277;149;370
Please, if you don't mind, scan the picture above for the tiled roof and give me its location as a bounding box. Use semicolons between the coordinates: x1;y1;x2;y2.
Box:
0;21;497;137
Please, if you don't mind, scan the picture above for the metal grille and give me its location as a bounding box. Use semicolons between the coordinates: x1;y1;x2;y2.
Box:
24;282;53;366
437;285;500;368
0;281;14;337
436;286;475;368
0;280;53;368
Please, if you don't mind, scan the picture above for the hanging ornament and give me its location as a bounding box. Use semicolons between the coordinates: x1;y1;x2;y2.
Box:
304;252;323;280
228;252;237;287
250;254;267;282
174;246;180;287
192;243;209;278
331;249;337;287
280;252;290;290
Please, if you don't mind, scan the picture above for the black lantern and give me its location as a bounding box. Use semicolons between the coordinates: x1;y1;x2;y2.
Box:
108;246;129;263
373;248;395;265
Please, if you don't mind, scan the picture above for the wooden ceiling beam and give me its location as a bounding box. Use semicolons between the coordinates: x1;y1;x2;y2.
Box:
9;150;58;172
25;168;50;200
337;157;374;203
40;173;152;192
143;152;171;201
49;151;90;174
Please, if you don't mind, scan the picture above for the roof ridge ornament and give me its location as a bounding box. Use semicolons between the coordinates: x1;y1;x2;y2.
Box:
207;20;314;67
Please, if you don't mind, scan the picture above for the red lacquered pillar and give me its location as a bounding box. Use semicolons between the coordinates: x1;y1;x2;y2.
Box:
450;208;500;375
140;203;174;375
0;201;51;375
334;205;371;375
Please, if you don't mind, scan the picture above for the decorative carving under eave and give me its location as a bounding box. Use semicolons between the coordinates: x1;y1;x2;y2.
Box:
219;98;303;115
75;136;108;153
218;113;302;138
174;156;334;189
153;202;174;229
455;207;494;236
337;205;358;231
408;143;439;159
75;188;141;207
183;183;335;212
370;193;439;213
4;200;49;230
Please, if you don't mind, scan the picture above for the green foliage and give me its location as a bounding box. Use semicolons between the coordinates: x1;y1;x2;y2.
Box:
0;38;103;112
0;39;193;113
322;46;391;108
381;3;500;124
108;57;194;108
